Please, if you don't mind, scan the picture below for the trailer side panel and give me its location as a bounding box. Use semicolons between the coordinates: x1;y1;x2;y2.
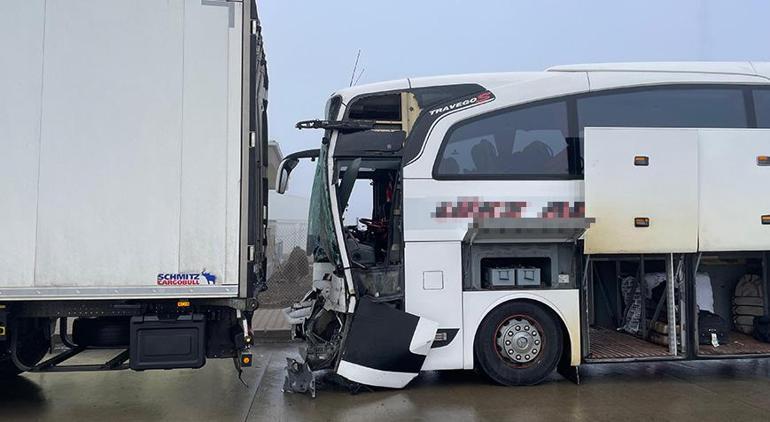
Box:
0;0;244;299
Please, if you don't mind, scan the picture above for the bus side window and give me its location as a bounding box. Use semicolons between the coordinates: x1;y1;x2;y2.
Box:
575;86;750;169
755;89;770;128
434;101;570;179
577;87;749;134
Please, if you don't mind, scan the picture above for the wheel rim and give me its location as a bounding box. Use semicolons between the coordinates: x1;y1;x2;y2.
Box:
494;315;544;366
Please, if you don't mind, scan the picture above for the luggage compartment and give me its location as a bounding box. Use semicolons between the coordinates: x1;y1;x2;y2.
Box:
584;252;770;361
695;252;770;357
585;255;685;361
582;127;770;361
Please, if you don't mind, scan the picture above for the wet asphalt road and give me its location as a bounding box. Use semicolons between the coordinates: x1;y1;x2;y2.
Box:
3;342;770;422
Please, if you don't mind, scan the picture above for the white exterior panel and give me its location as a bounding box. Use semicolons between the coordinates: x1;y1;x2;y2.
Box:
698;129;770;251
178;1;242;286
0;1;45;287
225;6;245;285
405;241;464;370
585;127;770;254
0;0;243;297
35;0;185;288
584;127;700;254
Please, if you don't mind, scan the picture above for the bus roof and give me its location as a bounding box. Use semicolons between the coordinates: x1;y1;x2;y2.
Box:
332;61;770;102
547;61;768;76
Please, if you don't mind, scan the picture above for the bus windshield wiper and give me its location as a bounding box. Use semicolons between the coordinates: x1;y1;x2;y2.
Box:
295;119;375;133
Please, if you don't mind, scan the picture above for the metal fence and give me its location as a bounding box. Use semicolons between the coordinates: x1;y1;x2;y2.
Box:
258;220;312;308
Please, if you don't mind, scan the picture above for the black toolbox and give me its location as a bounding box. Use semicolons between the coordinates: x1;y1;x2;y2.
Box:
130;314;206;370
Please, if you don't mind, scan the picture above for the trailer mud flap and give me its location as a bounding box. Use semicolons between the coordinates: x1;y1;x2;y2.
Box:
337;298;438;389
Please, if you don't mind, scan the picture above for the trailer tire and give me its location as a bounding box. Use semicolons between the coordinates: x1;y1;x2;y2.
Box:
0;319;50;377
73;317;130;348
474;301;562;386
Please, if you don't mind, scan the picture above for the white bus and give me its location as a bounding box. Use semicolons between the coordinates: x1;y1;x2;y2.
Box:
279;62;770;390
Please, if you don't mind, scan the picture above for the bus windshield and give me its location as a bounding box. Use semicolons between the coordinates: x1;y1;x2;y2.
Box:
306;141;340;266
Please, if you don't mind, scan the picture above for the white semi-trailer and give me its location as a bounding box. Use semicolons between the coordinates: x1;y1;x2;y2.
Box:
0;0;268;375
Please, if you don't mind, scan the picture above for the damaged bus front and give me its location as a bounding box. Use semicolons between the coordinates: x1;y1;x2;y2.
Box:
279;83;495;391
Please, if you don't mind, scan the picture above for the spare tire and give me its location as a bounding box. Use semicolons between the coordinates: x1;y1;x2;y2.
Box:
733;274;764;335
73;317;131;348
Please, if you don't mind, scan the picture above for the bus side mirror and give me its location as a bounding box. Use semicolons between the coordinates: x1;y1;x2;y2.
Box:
276;158;299;194
275;148;320;194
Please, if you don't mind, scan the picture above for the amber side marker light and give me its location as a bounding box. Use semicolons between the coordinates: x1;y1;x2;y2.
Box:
762;215;770;225
758;156;770;166
635;217;650;228
634;156;650;166
177;300;191;308
241;354;253;367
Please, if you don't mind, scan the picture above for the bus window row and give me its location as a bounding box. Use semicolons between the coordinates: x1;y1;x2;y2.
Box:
435;85;770;179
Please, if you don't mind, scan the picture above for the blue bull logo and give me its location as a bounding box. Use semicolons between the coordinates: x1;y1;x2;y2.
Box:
201;270;217;285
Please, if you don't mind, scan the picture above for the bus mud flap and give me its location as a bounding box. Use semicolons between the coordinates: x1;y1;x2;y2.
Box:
336;297;438;389
557;359;580;384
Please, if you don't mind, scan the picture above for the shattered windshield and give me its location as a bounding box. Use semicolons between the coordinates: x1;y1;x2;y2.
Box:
306;141;340;266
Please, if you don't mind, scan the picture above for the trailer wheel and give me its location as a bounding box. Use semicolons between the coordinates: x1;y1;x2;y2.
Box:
0;319;50;377
474;301;562;386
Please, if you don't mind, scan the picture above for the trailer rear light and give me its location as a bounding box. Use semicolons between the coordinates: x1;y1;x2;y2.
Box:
0;305;5;339
634;217;650;227
759;156;770;166
763;215;770;225
634;156;649;166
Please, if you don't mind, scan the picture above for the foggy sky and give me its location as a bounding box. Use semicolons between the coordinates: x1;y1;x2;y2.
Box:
260;0;770;216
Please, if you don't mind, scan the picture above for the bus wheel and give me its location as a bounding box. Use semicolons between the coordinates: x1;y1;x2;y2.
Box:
474;301;562;386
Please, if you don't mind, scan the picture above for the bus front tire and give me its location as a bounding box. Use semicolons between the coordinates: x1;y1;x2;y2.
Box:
474;301;562;386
